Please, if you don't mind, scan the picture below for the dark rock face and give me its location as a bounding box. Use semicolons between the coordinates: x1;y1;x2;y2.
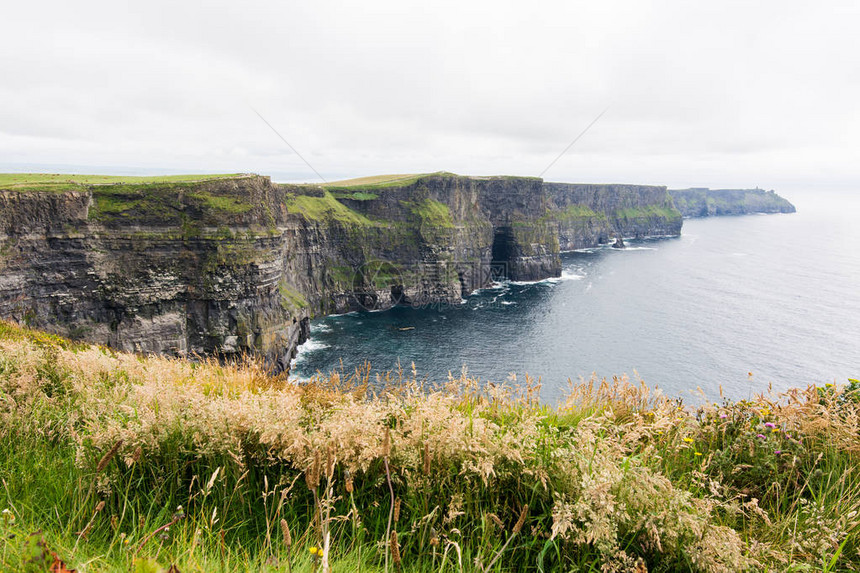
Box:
0;173;683;370
543;183;682;250
0;177;319;371
669;188;796;218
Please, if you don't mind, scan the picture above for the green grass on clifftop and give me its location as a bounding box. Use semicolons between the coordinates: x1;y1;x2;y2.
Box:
0;173;245;193
322;172;460;192
323;174;425;188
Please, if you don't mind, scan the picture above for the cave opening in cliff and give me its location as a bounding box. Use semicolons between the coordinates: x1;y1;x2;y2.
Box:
390;284;406;305
491;226;515;280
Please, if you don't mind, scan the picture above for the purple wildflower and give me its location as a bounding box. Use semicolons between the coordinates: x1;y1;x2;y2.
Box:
719;413;728;419
756;433;766;439
774;450;782;455
764;422;775;429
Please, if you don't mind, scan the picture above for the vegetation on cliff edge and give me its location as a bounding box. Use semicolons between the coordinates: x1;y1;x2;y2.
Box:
0;322;858;572
0;173;245;193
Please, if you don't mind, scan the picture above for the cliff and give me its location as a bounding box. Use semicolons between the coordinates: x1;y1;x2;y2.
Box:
669;187;796;218
544;182;681;250
0;173;681;370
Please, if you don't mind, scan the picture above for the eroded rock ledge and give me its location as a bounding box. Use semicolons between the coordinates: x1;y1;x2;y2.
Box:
0;173;682;370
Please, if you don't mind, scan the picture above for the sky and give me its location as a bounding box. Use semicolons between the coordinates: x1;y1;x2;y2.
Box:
2;0;859;192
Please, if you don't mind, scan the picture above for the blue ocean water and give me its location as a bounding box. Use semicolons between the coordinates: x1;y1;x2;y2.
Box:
293;193;860;404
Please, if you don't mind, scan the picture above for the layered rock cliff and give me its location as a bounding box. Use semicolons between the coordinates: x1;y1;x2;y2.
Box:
668;188;796;218
544;183;682;250
0;173;681;370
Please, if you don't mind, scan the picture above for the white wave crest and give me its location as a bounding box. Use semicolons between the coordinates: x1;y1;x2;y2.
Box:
295;338;329;357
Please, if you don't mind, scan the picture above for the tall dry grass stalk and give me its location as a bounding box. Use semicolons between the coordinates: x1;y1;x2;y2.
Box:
281;518;292;573
390;530;401;572
1;321;858;572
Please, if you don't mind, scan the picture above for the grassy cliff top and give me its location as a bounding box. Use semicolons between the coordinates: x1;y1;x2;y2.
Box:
321;172;454;192
0;172;249;192
321;172;546;192
323;173;427;187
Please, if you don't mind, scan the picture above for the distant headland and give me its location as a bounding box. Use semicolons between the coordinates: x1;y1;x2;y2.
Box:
668;187;796;218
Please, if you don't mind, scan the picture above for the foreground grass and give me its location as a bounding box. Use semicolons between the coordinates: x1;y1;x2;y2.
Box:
0;321;858;572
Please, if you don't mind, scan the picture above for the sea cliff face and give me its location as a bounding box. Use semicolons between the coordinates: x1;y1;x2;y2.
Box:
0;173;682;369
544;182;682;250
668;188;796;218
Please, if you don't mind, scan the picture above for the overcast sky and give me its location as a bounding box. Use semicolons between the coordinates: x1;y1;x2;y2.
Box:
2;0;858;191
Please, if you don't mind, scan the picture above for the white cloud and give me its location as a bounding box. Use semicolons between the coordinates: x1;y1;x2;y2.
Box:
1;0;858;191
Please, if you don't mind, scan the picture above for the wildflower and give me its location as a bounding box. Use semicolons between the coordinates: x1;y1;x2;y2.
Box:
774;450;782;455
694;452;702;456
764;422;775;429
719;413;728;419
756;434;766;439
759;408;770;416
683;437;694;443
771;428;779;433
309;546;319;555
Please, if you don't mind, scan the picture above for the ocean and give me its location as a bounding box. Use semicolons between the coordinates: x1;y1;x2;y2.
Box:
293;192;860;404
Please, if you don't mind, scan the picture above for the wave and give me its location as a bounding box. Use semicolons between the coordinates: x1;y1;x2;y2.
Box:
470;281;509;295
295;338;329;356
508;269;585;286
289;337;330;379
560;269;585;281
